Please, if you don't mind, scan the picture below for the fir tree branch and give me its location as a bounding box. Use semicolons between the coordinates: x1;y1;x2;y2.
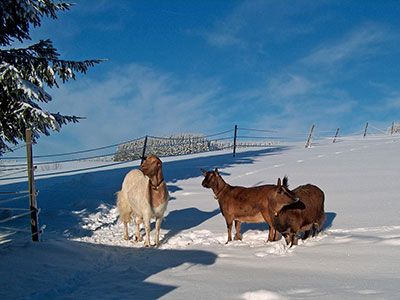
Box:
0;1;104;155
0;0;73;46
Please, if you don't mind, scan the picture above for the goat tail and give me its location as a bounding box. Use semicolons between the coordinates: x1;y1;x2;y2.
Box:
116;190;133;224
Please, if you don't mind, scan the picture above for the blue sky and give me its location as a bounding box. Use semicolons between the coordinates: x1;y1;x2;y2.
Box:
14;0;400;155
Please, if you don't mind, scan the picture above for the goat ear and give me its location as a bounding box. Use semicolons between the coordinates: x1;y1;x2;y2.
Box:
282;176;288;188
277;178;283;194
201;169;207;176
214;168;219;176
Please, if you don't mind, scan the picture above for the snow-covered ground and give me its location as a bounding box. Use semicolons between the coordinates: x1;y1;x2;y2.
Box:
1;135;399;299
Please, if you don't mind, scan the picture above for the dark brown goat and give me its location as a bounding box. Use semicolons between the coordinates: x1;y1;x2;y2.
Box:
268;177;326;246
201;169;298;244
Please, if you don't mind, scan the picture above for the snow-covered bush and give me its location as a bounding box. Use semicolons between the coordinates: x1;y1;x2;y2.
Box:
114;134;278;161
388;123;400;134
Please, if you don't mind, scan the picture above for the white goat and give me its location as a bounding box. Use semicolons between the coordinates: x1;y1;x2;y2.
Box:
116;155;168;247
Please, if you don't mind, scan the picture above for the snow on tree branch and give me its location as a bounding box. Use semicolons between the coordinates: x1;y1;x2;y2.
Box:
0;0;105;155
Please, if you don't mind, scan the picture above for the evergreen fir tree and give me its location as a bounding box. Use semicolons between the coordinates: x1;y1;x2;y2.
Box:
0;0;104;155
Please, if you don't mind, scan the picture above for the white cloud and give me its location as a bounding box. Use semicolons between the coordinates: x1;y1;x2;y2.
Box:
232;73;317;108
301;24;393;69
266;74;315;100
366;83;400;111
43;64;224;151
386;96;400;109
198;2;321;50
200;13;247;48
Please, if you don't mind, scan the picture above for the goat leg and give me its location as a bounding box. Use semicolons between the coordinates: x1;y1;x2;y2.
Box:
134;219;143;242
292;234;298;246
123;222;129;240
226;219;233;244
234;220;242;240
303;229;311;240
144;220;151;247
284;234;291;246
312;223;321;237
154;217;162;247
267;227;278;242
286;233;298;247
273;229;279;241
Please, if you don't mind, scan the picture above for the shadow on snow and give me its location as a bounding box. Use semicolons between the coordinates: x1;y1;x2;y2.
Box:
161;207;221;245
0;239;217;299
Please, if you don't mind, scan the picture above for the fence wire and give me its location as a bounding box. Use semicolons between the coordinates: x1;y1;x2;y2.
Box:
1;144;27;155
0;190;29;195
1;123;397;175
3;136;146;160
237;127;278;133
0;168;28;178
0;194;29;204
0;226;31;233
0;209;36;225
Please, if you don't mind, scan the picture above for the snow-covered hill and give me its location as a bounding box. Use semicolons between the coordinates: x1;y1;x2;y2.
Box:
1;135;399;299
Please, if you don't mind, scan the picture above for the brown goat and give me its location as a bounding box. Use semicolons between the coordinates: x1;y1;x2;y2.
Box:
201;169;298;244
268;177;325;246
117;155;169;247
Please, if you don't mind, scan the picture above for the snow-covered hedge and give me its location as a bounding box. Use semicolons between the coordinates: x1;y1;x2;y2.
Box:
113;134;277;161
388;123;400;134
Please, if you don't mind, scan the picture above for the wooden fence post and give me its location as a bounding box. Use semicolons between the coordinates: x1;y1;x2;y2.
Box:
233;125;238;157
305;124;315;148
141;135;148;165
25;129;39;242
363;122;369;137
333;128;340;143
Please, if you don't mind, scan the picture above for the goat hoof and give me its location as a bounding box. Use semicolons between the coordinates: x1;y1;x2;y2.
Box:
124;236;129;241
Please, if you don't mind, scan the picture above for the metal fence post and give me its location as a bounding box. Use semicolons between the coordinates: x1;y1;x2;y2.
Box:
305;124;315;148
333;128;340;143
141;135;148;165
233;125;237;157
363;122;369;138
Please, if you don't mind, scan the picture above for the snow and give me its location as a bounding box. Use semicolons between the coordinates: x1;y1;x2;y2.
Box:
1;135;399;299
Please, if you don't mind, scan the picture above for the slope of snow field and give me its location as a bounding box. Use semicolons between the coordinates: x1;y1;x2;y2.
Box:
0;135;399;299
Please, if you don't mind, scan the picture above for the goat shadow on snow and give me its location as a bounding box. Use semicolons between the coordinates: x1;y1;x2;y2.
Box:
161;207;220;244
0;239;217;300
